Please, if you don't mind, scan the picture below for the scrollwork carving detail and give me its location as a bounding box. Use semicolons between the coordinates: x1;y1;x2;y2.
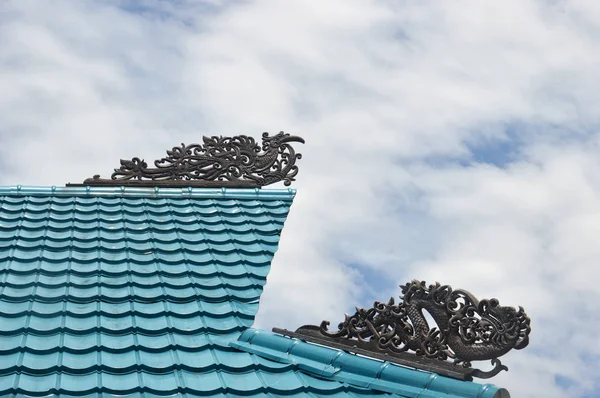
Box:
310;280;531;378
78;132;304;188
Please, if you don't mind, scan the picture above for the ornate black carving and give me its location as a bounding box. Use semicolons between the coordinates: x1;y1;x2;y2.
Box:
276;280;530;380
70;132;304;188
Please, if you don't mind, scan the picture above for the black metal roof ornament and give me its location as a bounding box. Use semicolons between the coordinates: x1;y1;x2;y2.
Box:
69;132;304;188
274;280;531;381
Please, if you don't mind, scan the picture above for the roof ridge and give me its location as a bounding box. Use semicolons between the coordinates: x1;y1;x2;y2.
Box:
231;328;510;398
0;186;296;199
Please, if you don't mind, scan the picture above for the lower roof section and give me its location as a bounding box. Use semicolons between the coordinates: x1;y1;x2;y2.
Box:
232;329;510;398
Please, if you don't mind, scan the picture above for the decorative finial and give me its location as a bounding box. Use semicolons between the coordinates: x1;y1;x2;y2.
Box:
69;132;305;188
274;280;531;381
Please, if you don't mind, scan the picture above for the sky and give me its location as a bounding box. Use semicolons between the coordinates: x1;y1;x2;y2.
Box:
1;0;599;396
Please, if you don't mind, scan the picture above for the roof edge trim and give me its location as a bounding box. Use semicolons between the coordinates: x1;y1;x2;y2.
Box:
0;186;296;200
232;329;509;398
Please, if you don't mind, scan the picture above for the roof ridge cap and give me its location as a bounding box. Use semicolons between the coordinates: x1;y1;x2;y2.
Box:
232;329;509;398
0;185;296;200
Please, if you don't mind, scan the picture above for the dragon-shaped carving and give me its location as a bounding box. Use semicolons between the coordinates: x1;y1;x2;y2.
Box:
290;280;530;379
76;132;304;188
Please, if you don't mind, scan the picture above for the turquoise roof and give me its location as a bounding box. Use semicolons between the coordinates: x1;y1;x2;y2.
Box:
0;186;509;397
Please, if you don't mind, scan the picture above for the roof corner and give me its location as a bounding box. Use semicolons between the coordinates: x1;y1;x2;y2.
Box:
231;328;511;398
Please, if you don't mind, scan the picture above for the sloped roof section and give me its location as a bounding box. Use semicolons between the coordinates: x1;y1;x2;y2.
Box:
233;329;510;398
0;186;401;397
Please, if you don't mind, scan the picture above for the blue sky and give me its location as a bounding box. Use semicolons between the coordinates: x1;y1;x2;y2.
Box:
2;1;600;397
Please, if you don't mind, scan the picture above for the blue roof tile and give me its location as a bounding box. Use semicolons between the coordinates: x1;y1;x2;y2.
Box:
0;186;510;397
181;370;222;393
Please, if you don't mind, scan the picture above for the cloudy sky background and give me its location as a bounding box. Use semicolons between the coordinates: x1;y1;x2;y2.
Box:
1;0;599;396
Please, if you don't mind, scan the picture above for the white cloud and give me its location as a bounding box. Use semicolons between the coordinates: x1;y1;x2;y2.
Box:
1;0;600;396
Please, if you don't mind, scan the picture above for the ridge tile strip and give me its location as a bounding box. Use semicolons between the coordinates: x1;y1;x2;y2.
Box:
0;186;296;200
232;329;511;398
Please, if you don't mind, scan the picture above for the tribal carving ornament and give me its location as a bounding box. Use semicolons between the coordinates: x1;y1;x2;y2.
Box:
296;280;531;379
76;132;305;188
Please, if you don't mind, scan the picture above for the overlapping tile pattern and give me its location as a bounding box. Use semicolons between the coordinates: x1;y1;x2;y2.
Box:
0;188;403;397
0;187;501;397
